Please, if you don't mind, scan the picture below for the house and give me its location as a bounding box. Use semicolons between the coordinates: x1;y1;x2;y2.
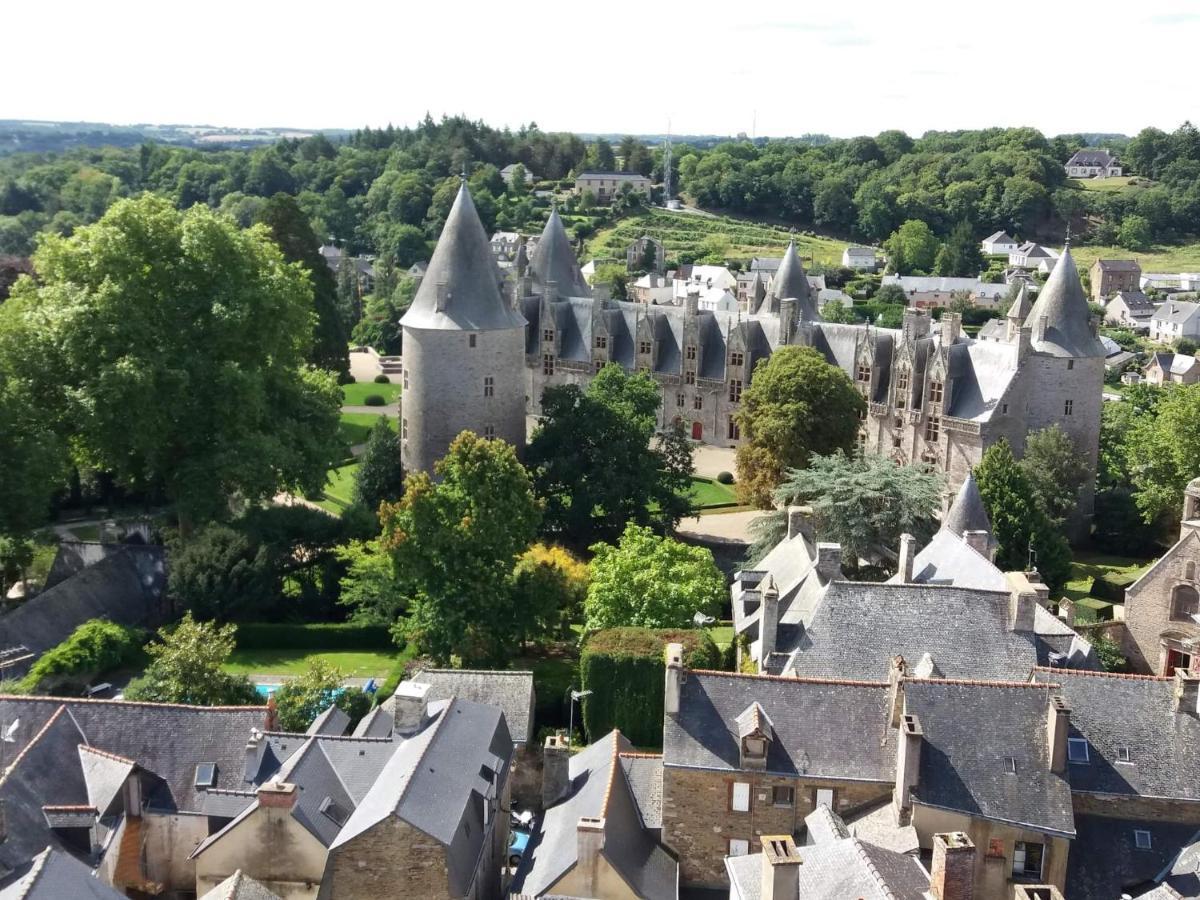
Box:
407;668;535;747
630;273;675;305
318;245;375;294
672;264;737;298
1091;259;1142;301
1150;299;1200;344
1122;479;1200;674
500;163;535;185
880;275;1002;309
509;731;677;898
974;281;1011;308
1066;149;1123;178
627;235;665;273
1144;351;1200;385
981;230;1019;256
1010;242;1058;268
574;172;651;202
1105;290;1156;330
841;246;879;270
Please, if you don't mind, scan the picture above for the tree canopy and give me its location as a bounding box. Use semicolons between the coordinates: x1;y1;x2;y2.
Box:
272;658;371;732
1128;383;1200;524
124;614;259;706
1018;425;1092;528
354;417;406;515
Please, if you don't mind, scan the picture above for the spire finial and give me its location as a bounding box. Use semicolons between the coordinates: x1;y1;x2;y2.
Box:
460;166;468;184
1064;222;1071;249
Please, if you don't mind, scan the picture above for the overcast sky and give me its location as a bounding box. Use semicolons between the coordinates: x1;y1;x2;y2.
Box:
8;0;1199;139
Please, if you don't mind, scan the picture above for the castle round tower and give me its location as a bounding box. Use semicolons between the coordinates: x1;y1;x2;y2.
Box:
399;182;527;474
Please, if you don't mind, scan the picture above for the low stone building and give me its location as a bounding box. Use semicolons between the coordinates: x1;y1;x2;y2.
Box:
1091;259;1142;301
626;235;665;274
574;172;651;202
1105;290;1156;330
1144;351;1200;386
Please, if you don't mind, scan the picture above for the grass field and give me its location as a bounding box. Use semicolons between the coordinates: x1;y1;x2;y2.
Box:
1062;552;1154;604
223;648;407;678
1070;241;1200;274
690;476;739;509
1069;176;1149;194
341;381;401;406
339;412;396;447
586;209;849;268
321;462;359;512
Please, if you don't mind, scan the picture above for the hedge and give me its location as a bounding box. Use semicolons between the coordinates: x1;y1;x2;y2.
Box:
233;622;394;651
17;620;146;694
580;627;722;748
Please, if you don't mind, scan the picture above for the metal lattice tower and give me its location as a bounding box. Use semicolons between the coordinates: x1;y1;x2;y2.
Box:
662;120;673;203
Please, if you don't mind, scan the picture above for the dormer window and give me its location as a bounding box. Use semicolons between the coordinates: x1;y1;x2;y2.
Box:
639;340;652;355
856;364;871;384
729;351;744;367
319;796;349;827
895;371;909;409
744;737;766;758
1003;756;1017;774
1068;737;1090;763
1117;746;1132;763
543;328;555;343
595;335;608;350
928;380;943;404
686;345;697;361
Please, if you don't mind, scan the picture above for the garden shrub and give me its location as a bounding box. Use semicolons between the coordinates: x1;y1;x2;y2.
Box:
234;622;394;651
1089;575;1128;604
17;620;146;694
373;373;391;384
716;471;735;485
363;393;387;406
580;627;721;747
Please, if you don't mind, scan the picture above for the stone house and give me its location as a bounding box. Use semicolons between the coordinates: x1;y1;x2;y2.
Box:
1066;149;1123;178
574;172;651;202
1104;290;1156;330
626;235;665;274
880;275;982;309
1122;479;1200;674
1091;259;1142;301
1150;299;1200;344
1144;351;1200;386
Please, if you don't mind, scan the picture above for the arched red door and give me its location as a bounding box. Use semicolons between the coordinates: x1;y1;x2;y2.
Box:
691;420;703;440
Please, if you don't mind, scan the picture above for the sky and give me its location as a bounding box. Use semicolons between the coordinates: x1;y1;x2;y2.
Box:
7;0;1200;139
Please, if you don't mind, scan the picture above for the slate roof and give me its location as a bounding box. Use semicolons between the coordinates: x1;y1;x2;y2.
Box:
983;230;1015;244
905;530;1009;592
401;183;526;331
1065;815;1199;900
1096;258;1141;272
1068;149;1119;168
198;870;283;900
1025;247;1106;358
411;669;535;744
942;472;992;538
664;670;895;783
0;847;126;900
619;754;664;829
1113;290;1156;314
306;704;349;736
1029;668;1200;800
1155;829;1200;899
530;207;591;299
780;582;1040;682
1153;300;1200;326
511;733;677;900
765;240;819;321
903;679;1075;837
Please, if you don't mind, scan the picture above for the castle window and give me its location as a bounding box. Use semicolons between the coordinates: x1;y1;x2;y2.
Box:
928;380;943;404
483;425;496;439
1186;561;1197;581
857;406;867;421
543;354;555;376
543;328;554;343
401;418;408;440
856;364;871;384
639;340;652;355
727;419;741;440
694;395;703;411
1171;585;1199;622
469;334;477;348
595;360;605;373
925;415;940;442
728;838;750;856
483;376;494;398
595;335;607;350
895;371;909;409
403;369;409;391
685;371;696;385
729;351;744;367
730;782;750;813
729;379;743;403
1001;402;1009;415
1068;359;1074;370
772;786;794;807
893;417;903;449
1064;399;1074;416
686;345;697;361
676;393;685;408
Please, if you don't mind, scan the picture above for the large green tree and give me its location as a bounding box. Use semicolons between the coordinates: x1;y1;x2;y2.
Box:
1128;383;1200;523
1017;425;1092;529
1;196;342;530
0;370;65;536
884;219;940;274
381;431;541;665
527;365;694;547
354;417;405;515
734;346;865;508
124;614;259;706
272;658;371;732
933;221;984;277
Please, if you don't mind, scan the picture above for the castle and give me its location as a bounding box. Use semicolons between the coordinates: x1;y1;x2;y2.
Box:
402;183;1105;529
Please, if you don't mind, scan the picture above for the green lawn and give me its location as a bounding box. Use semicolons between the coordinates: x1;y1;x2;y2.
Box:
323;462;359;509
690;476;739;509
339;412;396;446
341;381;401;406
1069;176;1149;194
65;523;101;541
1062;552;1154;604
223;648;408;678
709;623;734;650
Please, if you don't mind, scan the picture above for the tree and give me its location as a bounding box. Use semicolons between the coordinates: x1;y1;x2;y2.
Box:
933;221;984;277
510;543;589;643
1;196;343;531
973;440;1072;594
0;370;65;537
335;539;406;625
875;283;907;305
640;241;657;273
591;263;628;300
585;524;723;631
527;366;694;547
124;613;259;706
354;418;405;514
590;139;616;171
1018;425;1092;528
256;193;350;378
336;249;359;325
821;300;856;323
1129;384;1200;523
506;164;530;198
734;346;865;508
1117;214;1152;251
272;658;371;732
381;431;541;665
166;524;273;620
749;451;943;569
884;220;940;274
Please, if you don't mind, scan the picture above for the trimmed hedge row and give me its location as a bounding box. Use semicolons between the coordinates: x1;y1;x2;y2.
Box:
233;622;394;651
580;627;722;748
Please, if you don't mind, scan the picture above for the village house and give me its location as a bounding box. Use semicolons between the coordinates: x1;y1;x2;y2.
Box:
981;230;1019;256
880;275;980;309
626;235;665;273
1066;149;1123;178
629;272;675;305
500;163;535;186
318;244;375;294
1010;242;1058;269
841;246;880;270
1144;351;1200;385
1150;298;1200;344
574;171;651;202
1091;259;1142;301
1105;290;1156;330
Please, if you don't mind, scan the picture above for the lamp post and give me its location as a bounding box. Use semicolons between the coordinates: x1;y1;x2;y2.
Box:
568;689;592;748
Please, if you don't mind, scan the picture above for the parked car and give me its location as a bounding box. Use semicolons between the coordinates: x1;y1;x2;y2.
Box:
508;826;531;868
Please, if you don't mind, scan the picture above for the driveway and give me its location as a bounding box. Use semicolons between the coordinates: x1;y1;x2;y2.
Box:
675;509;762;544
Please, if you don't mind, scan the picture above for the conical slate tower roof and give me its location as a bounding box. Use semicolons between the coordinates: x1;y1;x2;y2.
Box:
1006;282;1032;323
765;240;820;320
401;183;525;331
530;206;591;298
943;472;992;538
1024;247;1105;358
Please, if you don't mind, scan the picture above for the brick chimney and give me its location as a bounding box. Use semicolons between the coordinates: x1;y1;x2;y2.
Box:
815;543;842;582
897;533;916;584
1047;694;1071;775
256;781;297;810
393;680;432;736
758;576;779;669
664;642;684;716
576;816;606;897
892;713;923;825
759;834;802;900
930;832;976;900
962;530;990;559
1005;571;1039;633
1174;670;1200;716
542;732;571;808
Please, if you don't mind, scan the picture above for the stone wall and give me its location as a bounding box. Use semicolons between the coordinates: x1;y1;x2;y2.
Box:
1072;791;1200;823
1124;538;1200;675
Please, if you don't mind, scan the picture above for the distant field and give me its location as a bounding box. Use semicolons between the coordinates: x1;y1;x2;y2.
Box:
586;209;849;267
1070;241;1200;274
1069;176;1149;194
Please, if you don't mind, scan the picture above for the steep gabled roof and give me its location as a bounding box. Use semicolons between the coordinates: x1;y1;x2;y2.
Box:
766;240;820;320
1025;246;1106;358
401;183;525;331
410;669;535;744
198;870;283;900
0;847;126;900
942;472;992;537
530;207;591;298
1006;283;1032;322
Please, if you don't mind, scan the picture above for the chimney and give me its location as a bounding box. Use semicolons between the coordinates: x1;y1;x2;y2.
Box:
265;694;278;732
929;832;976;900
1174;670;1200;716
887;656;908;728
1016;323;1033;361
664;642;684;716
786;506;809;541
1036;314;1048;343
544;279;557;303
893;713;923;825
243;729;265;783
759;834;802;900
393;680;432;736
962;530;990;559
256;781;297;811
542;732;571;808
779;298;796;343
941;312;962;346
815;543;842;582
1005;571;1038;633
897;533;916;583
576;817;606;897
686;288;700;316
758;576;779;669
1047;694;1070;775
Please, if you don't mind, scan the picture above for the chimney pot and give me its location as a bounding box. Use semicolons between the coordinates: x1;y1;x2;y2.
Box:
256;781;298;810
393;680;432;736
962;530;991;559
664;642;684;715
898;533;916;583
1048;694;1071;774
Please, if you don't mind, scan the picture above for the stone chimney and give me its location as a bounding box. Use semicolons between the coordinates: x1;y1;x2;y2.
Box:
576;817;606;896
1005;571;1039;633
243;728;265;783
393;680;432;736
786;506;810;542
941;312;962;347
893;713;923;825
902;307;930;342
685;288;700;316
815;543;842;582
1036;314;1049;344
887;656;908;728
759;834;802;900
664;642;684;716
962;530;990;559
779;298;796;344
1016;323;1033;362
544;279;557;304
542;732;571;808
256;781;297;811
1174;670;1200;716
758;576;779;669
897;533;916;584
929;832;976;900
1047;694;1071;775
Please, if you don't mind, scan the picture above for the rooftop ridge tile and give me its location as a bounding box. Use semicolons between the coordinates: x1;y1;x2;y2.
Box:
1031;665;1171;682
688;668;888;687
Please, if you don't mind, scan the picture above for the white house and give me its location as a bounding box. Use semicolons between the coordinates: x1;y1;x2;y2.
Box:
1151;300;1200;344
696;287;739;312
673;264;737;302
1105;291;1156;330
1066;148;1123;178
500;163;536;185
841;246;879;270
1009;242;1058;268
981;230;1019;256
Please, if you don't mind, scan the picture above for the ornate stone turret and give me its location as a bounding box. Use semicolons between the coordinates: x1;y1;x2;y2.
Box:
530;205;591;298
399;182;528;474
1024;247;1105;358
761;239;820;322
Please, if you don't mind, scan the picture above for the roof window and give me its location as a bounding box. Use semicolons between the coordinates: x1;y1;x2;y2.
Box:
1134;830;1152;850
194;763;216;788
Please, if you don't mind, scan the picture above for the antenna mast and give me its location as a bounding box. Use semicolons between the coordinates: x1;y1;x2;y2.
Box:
662;118;673;205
